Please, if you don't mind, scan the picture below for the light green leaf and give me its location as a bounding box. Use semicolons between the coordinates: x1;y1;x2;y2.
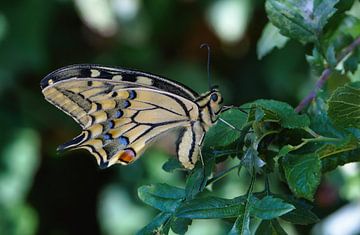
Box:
265;0;339;43
138;184;185;212
328;82;360;128
257;22;290;59
250;195;295;219
282;154;322;200
176;196;245;219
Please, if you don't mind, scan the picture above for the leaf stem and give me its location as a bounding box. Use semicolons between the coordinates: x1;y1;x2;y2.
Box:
295;36;360;113
206;162;242;186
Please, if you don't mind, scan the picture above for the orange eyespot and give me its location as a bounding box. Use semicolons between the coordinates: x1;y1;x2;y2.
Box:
119;149;136;163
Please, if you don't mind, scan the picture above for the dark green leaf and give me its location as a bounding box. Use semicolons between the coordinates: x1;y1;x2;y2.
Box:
249;99;310;129
265;0;339;43
204;108;247;149
306;47;326;75
278;195;319;225
162;158;183;173
255;219;288;235
344;48;360;73
250;195;295;220
321;147;360;172
228;212;250;235
176;196;245;219
328;82;360;128
326;45;337;67
185;157;215;199
282;154;322;200
316;135;359;160
136;212;172;235
138;184;185;212
257;22;290;59
170;217;192;235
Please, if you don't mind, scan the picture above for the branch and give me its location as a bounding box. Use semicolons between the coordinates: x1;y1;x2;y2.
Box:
295;36;360;113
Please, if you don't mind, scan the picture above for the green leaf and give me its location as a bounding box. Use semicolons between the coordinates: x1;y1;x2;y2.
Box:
316;135;359;160
278;195;319;225
185;157;214;199
306;47;326;75
176;196;245;219
138;184;185;212
136;212;172;235
281;154;322;200
328;82;360;128
170;217;192;235
162;158;183;172
228;212;250;235
203;108;247;149
344;47;360;74
265;0;339;43
249;99;310;129
250;195;295;220
255;219;288;235
257;22;290;59
321;146;360;172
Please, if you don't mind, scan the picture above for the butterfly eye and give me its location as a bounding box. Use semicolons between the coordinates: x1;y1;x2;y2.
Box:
211;93;218;102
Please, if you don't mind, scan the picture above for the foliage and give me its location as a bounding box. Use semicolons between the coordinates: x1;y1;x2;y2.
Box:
137;0;360;234
0;0;359;235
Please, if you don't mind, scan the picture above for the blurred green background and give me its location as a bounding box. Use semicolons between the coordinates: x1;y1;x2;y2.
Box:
0;0;359;235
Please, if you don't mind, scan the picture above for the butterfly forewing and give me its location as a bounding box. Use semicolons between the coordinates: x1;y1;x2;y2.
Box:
41;64;208;169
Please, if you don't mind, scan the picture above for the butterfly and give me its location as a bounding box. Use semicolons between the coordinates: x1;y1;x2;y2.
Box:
40;64;223;169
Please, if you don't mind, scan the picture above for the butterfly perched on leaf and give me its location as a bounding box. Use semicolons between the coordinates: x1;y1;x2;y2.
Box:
40;64;223;169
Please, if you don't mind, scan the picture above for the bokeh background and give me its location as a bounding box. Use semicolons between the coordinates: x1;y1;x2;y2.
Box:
1;0;359;235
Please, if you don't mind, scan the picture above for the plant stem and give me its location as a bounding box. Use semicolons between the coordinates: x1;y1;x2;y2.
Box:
295;36;360;113
206;162;242;186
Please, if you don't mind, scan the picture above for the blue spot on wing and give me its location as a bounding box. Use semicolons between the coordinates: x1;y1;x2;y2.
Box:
118;136;129;146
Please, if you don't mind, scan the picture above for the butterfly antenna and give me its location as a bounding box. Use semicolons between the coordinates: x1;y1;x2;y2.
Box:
200;43;212;89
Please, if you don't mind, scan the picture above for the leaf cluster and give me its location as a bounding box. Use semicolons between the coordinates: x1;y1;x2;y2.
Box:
137;0;360;234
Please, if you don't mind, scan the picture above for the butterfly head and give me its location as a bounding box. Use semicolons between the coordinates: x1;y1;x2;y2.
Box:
209;88;223;118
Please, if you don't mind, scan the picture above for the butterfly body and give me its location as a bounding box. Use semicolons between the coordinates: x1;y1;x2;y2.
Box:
41;64;223;169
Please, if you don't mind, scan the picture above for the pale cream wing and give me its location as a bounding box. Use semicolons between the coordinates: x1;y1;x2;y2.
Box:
42;75;199;168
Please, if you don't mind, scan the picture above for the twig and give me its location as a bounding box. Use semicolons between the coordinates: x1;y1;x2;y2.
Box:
295;36;360;113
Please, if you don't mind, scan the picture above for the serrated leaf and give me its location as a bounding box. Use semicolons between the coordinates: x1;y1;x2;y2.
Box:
204;108;247;149
257;22;290;59
282;154;322;200
138;184;185;212
176;196;246;219
321;146;360;172
250;195;295;220
249;99;310;129
136;212;172;235
328;82;360;128
255;219;288;235
265;0;339;43
170;217;192;235
278;195;319;225
228;211;250;235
